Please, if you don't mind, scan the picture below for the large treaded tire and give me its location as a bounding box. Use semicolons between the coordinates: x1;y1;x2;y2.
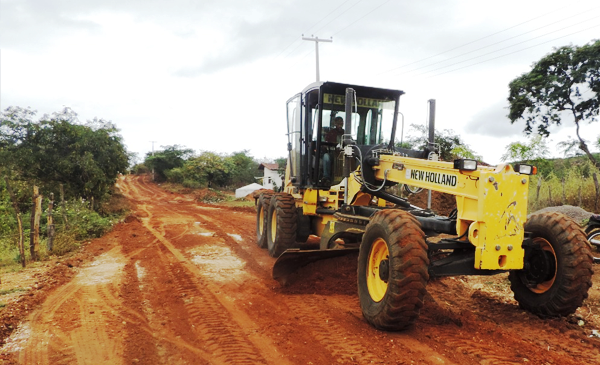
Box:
255;193;272;249
266;193;298;258
509;212;593;317
358;210;429;331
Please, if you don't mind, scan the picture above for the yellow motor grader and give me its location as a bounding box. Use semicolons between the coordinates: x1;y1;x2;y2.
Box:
255;81;593;331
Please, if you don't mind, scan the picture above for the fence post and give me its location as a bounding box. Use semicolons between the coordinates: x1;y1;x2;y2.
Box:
60;184;69;229
578;178;582;207
536;176;542;207
594;173;599;212
548;186;553;207
30;186;42;261
5;176;25;268
561;177;566;204
47;193;55;252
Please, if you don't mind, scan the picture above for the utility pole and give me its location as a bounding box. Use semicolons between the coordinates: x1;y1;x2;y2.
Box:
302;35;332;82
150;141;157;181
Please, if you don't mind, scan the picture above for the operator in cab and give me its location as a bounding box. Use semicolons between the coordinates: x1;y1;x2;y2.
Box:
323;116;344;183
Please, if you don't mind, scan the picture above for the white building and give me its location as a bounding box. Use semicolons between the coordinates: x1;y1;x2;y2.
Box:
259;163;282;190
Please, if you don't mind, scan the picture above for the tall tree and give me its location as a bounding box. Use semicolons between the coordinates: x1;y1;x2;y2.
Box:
144;145;193;182
0;106;130;203
226;150;259;187
508;39;600;168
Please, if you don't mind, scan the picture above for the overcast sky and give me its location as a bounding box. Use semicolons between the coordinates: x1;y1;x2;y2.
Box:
2;0;599;165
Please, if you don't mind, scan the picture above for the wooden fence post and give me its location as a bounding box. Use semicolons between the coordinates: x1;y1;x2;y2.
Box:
536;176;542;207
60;184;69;229
30;185;42;261
548;186;553;206
578;179;582;207
47;193;55;252
594;173;599;212
561;177;566;204
4;177;25;268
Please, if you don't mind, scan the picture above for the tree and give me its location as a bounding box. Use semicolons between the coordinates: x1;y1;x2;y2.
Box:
501;135;552;175
508;39;600;168
502;135;550;162
184;152;232;188
144;145;193;182
0;107;130;203
226;150;259;187
403;124;482;162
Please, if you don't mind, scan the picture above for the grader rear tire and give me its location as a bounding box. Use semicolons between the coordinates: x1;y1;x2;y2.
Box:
266;193;297;258
509;212;593;317
255;193;272;249
358;210;429;331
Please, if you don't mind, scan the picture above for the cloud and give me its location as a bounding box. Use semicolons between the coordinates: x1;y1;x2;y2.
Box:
464;100;524;137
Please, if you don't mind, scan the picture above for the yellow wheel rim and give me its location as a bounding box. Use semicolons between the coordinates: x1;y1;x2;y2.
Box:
366;238;389;302
258;207;265;235
530;237;557;294
270;209;277;243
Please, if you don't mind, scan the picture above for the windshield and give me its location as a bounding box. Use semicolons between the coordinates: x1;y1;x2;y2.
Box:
322;93;396;146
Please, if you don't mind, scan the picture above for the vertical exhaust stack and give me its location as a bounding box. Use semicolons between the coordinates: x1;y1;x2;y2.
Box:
343;88;355;205
427;99;436;210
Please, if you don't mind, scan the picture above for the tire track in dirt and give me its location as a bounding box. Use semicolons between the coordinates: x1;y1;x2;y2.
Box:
285;295;381;364
17;247;127;365
134;197;292;365
420;279;600;365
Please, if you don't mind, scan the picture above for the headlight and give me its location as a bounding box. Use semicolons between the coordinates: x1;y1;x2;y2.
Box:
514;164;537;175
453;159;478;171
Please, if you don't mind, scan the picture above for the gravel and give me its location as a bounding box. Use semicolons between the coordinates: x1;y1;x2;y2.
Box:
530;205;593;225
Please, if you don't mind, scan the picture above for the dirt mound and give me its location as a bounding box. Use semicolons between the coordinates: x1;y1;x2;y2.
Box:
408;190;456;216
278;252;358;296
192;188;227;203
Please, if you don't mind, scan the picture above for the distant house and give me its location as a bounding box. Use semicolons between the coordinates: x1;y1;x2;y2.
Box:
259;163;282;190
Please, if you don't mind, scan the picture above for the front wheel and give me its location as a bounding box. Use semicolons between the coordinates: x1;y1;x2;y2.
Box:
266;193;298;258
255;193;272;249
509;212;593;317
358;210;429;331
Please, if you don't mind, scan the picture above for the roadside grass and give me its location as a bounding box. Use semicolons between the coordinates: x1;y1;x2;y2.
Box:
0;186;131;273
528;159;599;214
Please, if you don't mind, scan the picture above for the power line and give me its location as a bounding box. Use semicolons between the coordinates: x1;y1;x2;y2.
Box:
398;15;600;78
313;0;366;35
333;0;394;37
305;0;357;35
423;23;600;80
378;4;579;76
393;11;599;77
273;0;355;60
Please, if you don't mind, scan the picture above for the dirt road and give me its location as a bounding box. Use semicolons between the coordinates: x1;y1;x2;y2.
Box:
3;175;600;364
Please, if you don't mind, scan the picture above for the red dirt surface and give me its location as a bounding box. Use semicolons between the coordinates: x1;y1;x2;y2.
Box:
1;175;599;364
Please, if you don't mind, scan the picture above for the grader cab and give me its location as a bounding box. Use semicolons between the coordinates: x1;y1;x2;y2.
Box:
255;81;593;331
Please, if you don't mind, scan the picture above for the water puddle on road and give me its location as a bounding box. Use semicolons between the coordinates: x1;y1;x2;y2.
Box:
227;233;243;242
76;250;125;286
1;322;31;354
188;245;245;283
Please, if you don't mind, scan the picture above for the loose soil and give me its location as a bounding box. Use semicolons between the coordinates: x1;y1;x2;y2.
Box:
1;175;599;364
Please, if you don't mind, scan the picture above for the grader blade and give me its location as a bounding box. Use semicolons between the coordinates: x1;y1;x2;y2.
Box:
272;248;359;285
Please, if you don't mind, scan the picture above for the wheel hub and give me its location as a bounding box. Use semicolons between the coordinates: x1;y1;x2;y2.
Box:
522;237;557;293
378;259;389;282
525;248;556;284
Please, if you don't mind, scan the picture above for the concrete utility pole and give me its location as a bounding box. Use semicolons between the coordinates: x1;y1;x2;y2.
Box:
302;35;332;82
